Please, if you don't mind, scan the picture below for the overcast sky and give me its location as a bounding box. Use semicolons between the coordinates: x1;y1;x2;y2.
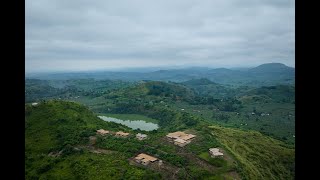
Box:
26;0;295;73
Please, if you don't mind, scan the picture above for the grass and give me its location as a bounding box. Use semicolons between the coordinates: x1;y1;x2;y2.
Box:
209;125;295;180
25;101;161;180
198;152;227;168
26;151;153;180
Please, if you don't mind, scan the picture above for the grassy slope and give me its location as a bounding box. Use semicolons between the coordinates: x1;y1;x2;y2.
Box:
25;100;154;180
209;126;295;180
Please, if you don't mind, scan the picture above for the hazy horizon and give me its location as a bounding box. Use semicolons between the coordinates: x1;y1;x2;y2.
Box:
26;0;294;73
25;62;294;75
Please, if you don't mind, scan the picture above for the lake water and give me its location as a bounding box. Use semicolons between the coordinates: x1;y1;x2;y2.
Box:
98;116;159;131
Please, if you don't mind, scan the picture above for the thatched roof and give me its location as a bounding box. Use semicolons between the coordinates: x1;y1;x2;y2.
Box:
116;131;130;136
135;153;158;162
209;148;224;156
166;131;196;140
97;129;110;135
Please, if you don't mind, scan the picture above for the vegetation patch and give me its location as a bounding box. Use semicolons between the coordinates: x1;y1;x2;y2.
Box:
209;125;295;179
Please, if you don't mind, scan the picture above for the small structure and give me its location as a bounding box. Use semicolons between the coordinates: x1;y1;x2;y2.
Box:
136;133;147;140
134;153;158;165
31;102;38;106
115;131;130;137
96;129;110;135
209;148;224;158
166;131;196;141
166;131;196;147
173;138;189;147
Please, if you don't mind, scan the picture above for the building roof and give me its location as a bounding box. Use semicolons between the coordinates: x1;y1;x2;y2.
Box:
209;148;224;156
136;133;147;138
174;138;187;144
166;131;186;138
134;153;158;162
166;131;196;140
180;134;196;141
116;131;130;136
97;129;109;134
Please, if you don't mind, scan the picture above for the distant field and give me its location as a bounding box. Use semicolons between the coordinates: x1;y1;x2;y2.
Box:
209;126;295;180
172;101;295;144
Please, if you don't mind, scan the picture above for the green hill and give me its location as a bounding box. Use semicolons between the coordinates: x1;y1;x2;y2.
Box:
182;78;236;98
249;63;294;74
182;78;217;86
240;85;295;103
210;126;295;179
25;100;156;179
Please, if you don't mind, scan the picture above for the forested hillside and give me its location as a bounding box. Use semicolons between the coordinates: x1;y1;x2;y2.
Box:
25;100;294;179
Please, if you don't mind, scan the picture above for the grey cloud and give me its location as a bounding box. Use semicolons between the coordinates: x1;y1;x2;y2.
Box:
26;0;295;72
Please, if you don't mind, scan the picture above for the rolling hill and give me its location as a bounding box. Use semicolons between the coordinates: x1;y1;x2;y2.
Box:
26;63;295;86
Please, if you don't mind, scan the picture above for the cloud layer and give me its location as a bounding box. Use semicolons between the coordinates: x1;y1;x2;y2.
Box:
26;0;295;72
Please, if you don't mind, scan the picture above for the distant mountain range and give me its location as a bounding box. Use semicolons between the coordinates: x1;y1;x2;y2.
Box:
26;63;295;86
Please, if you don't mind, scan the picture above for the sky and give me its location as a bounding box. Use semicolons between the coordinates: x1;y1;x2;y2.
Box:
26;0;295;73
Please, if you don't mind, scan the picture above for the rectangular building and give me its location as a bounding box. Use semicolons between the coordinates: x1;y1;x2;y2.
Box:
134;153;158;165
